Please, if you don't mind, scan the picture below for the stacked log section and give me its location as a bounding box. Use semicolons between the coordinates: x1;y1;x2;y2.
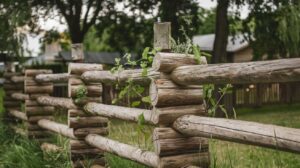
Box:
24;69;54;140
153;128;209;156
150;79;203;107
153;105;207;126
3;72;24;123
152;52;207;73
68;63;106;167
151;52;210;167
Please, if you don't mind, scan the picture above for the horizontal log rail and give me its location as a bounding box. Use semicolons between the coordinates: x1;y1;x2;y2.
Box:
171;58;300;85
11;93;29;101
173;115;300;154
9;110;27;121
85;134;159;167
37;119;76;139
35;73;73;83
81;69;160;85
37;96;77;109
84;103;157;125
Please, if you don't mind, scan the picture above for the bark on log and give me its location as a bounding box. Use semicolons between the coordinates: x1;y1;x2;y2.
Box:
37;96;78;109
173;115;300;154
30;94;49;100
68;116;108;129
28;116;54;123
25;69;52;77
69;84;102;97
11;76;25;83
11;93;29;101
68;63;103;75
25;85;53;94
37;119;76;139
25;100;39;106
153;105;206;126
158;152;210;168
25;106;55;116
85;103;157;125
81;69;161;85
35;73;72;83
74;127;109;138
9;109;27;121
68;109;91;117
25;78;52;86
153;128;208;156
171;58;300;85
70;140;94;149
85;134;159;167
150;79;203;107
73;97;102;106
152;52;207;73
3;83;23;90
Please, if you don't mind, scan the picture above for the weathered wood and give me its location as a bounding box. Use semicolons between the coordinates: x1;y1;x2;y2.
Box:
153;52;207;73
3;83;23;90
25;100;39;106
153;128;208;156
85;103;157;125
25;85;53;94
73;97;102;106
71;43;84;61
68;116;108;129
4;101;21;107
68;109;91;117
35;73;72;83
25;69;52;77
85;134;159;167
28;116;54;123
153;22;171;50
81;69;161;85
25;106;55;116
11;76;25;83
11;93;29;101
171;58;300;85
150;79;203;107
153;105;206;126
37;96;78;109
9;109;27;121
70;84;102;97
173;115;300;154
37;119;76;139
74;127;109;138
25;78;52;86
30;94;49;100
158;152;210;168
68;63;103;75
70;140;93;149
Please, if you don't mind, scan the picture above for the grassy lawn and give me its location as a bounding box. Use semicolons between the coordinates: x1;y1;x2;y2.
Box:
0;85;299;167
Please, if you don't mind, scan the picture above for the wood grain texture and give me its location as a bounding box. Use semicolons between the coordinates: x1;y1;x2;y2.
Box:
171;58;300;85
37;96;78;109
35;73;72;83
68;63;103;75
85;103;157;125
153;52;206;73
38;119;76;139
173;115;300;154
85;134;159;167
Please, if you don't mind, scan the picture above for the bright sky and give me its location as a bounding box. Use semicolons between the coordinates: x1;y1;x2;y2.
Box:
25;0;249;56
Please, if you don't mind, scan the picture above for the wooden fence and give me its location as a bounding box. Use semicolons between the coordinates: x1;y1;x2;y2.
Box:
2;23;300;168
3;53;300;168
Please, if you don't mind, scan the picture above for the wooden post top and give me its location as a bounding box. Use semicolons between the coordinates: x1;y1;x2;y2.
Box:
154;22;171;51
71;43;84;62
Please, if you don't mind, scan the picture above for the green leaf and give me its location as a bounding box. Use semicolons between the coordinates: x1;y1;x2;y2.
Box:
131;101;141;107
142;47;150;60
142;96;151;104
138;114;145;125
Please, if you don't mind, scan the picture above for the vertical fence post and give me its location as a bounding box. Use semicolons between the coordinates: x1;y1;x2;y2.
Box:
151;22;210;168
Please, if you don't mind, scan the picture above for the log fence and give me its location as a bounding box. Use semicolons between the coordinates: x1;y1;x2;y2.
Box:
2;23;300;168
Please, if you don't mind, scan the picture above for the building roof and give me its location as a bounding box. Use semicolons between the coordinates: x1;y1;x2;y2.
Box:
192;34;249;52
24;51;139;66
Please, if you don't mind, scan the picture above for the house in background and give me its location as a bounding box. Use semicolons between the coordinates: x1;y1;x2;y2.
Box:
193;34;253;63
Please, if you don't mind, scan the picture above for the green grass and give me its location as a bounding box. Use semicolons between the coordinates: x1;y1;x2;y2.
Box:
0;84;299;167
